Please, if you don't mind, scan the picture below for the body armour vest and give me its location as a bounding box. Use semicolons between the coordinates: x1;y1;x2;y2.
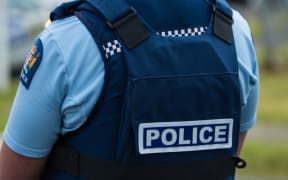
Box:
43;0;244;179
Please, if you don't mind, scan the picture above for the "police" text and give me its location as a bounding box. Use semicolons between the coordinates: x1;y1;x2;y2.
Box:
138;119;233;154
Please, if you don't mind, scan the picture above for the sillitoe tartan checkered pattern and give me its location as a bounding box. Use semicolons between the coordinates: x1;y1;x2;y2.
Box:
103;26;207;58
103;40;122;58
157;27;208;37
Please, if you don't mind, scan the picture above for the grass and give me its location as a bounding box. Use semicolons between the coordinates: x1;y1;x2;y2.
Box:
0;79;18;131
237;140;288;177
257;70;288;124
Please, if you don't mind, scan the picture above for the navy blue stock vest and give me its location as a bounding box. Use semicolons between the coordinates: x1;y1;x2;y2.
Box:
43;0;244;179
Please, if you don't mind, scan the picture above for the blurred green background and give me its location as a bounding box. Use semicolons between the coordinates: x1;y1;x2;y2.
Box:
1;0;288;179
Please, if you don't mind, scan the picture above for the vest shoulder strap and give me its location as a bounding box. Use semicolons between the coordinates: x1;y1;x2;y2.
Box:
86;0;150;49
213;0;234;44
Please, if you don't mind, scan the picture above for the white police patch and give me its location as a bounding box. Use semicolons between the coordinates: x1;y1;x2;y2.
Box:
138;119;233;154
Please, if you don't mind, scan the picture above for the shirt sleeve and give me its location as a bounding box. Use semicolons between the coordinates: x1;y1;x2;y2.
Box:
3;30;68;158
233;10;259;132
3;16;105;158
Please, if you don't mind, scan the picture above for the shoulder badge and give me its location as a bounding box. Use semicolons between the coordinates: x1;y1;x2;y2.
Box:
20;39;43;89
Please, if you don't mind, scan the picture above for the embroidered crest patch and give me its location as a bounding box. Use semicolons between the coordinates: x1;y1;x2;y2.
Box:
20;39;43;89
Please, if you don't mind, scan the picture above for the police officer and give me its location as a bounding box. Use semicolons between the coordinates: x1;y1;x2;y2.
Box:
0;0;258;179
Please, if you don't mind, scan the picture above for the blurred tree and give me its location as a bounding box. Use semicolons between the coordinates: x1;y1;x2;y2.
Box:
256;0;288;71
258;1;277;71
0;0;10;91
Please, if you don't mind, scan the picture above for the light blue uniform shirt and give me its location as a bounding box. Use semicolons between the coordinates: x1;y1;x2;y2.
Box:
3;10;259;158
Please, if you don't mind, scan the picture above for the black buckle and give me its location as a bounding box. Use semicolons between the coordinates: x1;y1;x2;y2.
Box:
233;157;247;169
213;8;233;44
107;7;149;49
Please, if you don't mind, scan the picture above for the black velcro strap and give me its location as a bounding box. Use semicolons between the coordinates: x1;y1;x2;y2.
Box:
48;146;80;177
213;6;233;44
48;147;123;179
48;146;236;180
107;7;150;49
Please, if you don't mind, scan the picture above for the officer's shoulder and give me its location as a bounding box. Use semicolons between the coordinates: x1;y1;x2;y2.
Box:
232;10;251;35
45;16;84;39
40;15;94;62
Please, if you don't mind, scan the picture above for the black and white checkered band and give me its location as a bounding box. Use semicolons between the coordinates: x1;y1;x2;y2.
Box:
103;26;207;58
103;40;122;58
157;26;208;37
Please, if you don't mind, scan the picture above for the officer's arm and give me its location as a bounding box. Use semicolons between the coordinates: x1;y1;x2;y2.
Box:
237;131;247;156
0;142;48;180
